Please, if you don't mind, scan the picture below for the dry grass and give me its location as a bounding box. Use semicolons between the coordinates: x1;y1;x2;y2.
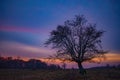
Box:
0;68;120;80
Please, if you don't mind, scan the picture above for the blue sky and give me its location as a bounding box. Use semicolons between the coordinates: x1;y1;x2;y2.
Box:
0;0;120;67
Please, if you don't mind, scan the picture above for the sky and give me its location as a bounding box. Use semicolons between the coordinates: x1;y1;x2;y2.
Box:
0;0;120;68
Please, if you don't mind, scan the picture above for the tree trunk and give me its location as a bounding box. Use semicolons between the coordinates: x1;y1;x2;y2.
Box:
77;62;86;75
77;62;87;80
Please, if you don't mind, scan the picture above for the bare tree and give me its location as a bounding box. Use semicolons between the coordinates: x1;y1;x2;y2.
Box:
45;15;106;76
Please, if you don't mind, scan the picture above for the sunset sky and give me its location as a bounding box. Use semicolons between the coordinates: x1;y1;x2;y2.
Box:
0;0;120;68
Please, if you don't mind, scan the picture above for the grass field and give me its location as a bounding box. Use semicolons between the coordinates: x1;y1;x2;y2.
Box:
0;68;120;80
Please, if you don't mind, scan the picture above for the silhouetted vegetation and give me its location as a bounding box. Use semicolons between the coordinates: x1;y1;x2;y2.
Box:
89;64;120;70
45;15;107;79
0;56;61;69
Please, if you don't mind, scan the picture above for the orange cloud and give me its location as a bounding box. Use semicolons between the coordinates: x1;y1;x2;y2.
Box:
104;53;120;62
38;52;120;68
40;52;120;63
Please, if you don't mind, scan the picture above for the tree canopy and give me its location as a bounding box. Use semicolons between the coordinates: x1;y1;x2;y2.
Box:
45;15;106;63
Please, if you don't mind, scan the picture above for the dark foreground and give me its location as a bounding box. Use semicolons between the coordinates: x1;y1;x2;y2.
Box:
0;68;120;80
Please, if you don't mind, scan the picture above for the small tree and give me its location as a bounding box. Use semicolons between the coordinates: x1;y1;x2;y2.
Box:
62;62;66;69
45;15;106;76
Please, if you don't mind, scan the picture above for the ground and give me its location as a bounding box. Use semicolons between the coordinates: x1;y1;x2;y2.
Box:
0;68;120;80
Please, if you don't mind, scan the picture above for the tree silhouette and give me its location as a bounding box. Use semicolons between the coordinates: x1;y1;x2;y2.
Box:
45;15;106;76
0;56;61;69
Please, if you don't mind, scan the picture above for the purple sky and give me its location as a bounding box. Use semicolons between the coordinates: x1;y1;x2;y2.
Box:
0;0;120;68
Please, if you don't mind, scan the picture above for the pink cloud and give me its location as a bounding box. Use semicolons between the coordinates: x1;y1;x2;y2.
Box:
0;41;55;58
0;26;50;34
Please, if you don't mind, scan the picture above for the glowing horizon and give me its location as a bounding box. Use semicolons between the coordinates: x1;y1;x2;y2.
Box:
1;51;120;68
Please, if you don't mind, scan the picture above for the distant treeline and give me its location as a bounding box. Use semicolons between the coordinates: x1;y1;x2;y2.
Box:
0;56;61;69
88;64;120;70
